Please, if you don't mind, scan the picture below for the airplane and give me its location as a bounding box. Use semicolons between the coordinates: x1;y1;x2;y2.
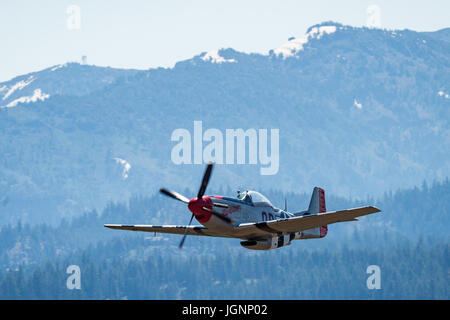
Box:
105;162;381;250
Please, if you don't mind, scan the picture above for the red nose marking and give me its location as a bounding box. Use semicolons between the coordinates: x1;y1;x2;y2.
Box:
188;196;212;223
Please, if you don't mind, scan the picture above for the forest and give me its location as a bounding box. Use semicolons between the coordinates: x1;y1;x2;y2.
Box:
0;179;448;299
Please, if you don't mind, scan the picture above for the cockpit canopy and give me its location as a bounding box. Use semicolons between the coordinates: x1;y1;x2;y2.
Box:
237;190;272;206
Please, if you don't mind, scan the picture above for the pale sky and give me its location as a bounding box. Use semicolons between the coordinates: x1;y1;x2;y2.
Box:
1;0;449;82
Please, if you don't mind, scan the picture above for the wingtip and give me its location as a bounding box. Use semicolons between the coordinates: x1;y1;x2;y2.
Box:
372;206;381;213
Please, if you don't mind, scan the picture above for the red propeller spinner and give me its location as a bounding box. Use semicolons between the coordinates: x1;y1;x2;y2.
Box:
188;196;213;223
159;162;232;248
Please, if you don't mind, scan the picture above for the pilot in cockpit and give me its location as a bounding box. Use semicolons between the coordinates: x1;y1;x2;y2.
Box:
237;190;252;204
237;190;246;199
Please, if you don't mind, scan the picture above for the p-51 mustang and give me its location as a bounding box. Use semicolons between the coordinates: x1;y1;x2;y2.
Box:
105;162;381;250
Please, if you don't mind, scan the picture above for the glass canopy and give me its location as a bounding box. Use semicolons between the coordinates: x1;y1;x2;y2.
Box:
237;190;272;205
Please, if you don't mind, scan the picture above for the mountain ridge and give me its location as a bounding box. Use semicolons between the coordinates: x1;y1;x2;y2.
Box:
1;22;449;225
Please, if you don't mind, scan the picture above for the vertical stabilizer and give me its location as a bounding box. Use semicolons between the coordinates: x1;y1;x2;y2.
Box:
308;187;326;214
305;187;327;238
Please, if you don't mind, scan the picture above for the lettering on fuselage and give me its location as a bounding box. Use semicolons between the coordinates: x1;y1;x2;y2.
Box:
261;211;274;221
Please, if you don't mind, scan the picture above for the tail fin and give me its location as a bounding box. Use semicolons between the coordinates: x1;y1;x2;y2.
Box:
306;187;328;237
308;187;326;214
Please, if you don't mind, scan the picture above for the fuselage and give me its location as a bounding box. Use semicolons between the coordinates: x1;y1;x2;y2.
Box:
187;191;326;244
211;195;292;224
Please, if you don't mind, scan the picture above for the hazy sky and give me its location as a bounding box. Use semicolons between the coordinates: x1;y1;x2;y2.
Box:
1;0;449;82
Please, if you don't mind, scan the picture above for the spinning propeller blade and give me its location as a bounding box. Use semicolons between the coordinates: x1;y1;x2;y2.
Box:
159;188;189;204
213;202;229;208
159;162;233;248
197;162;213;199
179;213;194;249
202;206;233;224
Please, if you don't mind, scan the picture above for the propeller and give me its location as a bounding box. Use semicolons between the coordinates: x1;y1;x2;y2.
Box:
201;206;232;224
159;162;233;248
197;162;213;199
159;188;189;204
213;202;228;209
178;214;194;249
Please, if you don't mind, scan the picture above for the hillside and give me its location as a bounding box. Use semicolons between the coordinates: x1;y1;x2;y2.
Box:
1;179;448;270
0;22;449;225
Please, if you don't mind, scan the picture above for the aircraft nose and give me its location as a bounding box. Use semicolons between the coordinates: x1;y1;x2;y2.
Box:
188;196;212;223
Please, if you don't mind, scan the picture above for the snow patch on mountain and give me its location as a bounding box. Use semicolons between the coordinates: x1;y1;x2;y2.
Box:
51;64;67;71
2;76;35;100
1;89;50;108
201;50;237;64
114;158;131;179
274;25;337;58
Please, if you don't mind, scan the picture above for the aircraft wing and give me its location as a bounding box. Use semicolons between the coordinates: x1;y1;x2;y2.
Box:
235;206;381;235
104;224;234;238
105;206;380;240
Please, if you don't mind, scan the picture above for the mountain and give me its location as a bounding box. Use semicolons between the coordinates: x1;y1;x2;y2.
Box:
0;63;142;109
0;22;449;225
